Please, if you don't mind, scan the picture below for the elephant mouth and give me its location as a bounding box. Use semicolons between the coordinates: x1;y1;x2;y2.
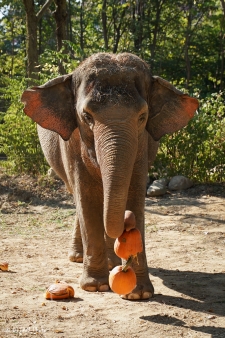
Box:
87;147;99;168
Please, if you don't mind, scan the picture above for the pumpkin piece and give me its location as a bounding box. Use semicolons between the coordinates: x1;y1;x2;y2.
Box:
114;228;143;260
109;265;136;295
45;281;74;300
0;262;9;271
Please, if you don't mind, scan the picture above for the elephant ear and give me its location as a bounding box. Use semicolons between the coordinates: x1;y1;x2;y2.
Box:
21;74;76;141
146;76;199;141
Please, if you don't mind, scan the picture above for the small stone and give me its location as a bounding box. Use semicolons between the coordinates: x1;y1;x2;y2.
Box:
48;168;57;178
147;178;168;197
168;175;193;191
207;315;216;320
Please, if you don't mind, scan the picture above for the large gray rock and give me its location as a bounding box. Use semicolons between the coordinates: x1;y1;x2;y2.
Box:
147;178;168;197
168;175;193;191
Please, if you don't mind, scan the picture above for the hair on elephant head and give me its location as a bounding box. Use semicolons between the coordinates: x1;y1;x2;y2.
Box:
21;53;198;298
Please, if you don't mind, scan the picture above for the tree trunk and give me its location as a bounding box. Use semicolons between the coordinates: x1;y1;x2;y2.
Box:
184;1;193;89
23;0;54;84
68;0;73;42
221;0;225;14
132;0;144;55
10;19;14;77
54;0;67;74
220;0;225;90
79;0;85;59
150;0;164;68
112;6;126;53
102;0;108;50
23;0;39;83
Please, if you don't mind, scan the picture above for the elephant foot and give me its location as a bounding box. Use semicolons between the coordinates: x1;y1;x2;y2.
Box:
121;279;154;300
80;274;110;292
68;249;83;263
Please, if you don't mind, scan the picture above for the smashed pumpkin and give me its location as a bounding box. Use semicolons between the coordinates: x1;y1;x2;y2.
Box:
45;281;74;300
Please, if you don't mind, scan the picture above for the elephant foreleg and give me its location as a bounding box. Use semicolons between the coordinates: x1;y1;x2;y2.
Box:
68;215;83;263
104;233;121;270
68;216;121;269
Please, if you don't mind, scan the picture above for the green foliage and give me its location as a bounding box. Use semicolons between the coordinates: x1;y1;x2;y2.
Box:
38;42;81;77
0;76;48;174
151;92;225;182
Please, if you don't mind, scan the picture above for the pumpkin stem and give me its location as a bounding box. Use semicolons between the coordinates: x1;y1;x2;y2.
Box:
122;256;133;272
134;254;139;265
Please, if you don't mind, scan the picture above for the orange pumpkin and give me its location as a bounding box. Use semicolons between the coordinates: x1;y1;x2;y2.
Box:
45;281;74;300
114;228;143;260
0;262;8;271
109;265;136;295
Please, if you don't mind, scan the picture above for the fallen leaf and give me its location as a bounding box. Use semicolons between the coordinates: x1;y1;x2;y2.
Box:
207;315;216;320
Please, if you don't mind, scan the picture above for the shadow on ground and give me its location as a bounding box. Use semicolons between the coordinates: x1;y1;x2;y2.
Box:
140;313;225;338
149;268;225;316
139;267;225;337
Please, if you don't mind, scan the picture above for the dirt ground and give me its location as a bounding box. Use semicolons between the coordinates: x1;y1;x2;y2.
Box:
0;170;225;338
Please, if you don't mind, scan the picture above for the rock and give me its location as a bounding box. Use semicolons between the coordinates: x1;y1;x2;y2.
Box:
48;168;57;178
168;175;193;191
1;202;11;212
147;178;168;197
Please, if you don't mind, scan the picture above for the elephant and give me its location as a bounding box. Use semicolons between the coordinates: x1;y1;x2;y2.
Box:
21;53;198;300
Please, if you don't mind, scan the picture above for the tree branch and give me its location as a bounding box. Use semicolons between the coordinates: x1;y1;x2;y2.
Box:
37;0;54;22
221;0;225;17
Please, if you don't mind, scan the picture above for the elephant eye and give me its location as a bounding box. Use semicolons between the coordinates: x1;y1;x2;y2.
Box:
138;113;147;124
83;111;93;125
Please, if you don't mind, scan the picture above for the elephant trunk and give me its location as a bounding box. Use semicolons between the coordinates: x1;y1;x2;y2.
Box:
95;124;138;238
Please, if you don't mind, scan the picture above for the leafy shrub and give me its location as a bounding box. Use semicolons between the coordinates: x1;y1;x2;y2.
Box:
151;91;225;182
0;76;48;174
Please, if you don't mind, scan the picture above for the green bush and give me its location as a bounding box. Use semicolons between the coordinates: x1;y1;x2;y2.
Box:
151;91;225;182
0;76;48;174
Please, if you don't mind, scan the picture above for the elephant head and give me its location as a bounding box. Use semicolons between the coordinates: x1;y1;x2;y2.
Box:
21;53;198;238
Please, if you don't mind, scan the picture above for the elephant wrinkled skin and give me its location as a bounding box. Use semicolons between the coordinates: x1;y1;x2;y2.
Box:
21;53;198;300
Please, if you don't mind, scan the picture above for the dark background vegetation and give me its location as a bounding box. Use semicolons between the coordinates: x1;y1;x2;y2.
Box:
0;0;224;182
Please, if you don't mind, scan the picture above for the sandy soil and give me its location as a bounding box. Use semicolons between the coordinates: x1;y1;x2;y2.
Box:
0;171;225;338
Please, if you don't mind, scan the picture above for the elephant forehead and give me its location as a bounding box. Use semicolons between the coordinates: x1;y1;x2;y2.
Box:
86;82;136;104
84;65;147;88
77;52;150;75
80;86;149;117
81;72;148;106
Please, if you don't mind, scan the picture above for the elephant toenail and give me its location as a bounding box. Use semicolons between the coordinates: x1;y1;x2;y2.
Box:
127;293;140;300
142;292;152;299
85;286;97;292
76;257;83;263
99;284;110;292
